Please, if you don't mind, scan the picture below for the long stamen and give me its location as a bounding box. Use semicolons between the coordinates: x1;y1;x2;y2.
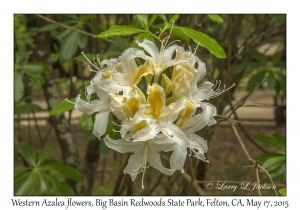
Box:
87;65;98;73
191;148;209;163
112;121;122;126
65;98;75;104
210;81;235;98
81;52;101;71
193;43;200;56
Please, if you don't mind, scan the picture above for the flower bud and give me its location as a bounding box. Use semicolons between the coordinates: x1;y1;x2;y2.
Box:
133;85;147;104
161;74;172;96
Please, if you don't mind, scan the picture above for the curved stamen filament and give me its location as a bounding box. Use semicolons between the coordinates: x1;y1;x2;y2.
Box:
65;98;74;104
130;144;149;189
191;148;209;163
81;52;102;71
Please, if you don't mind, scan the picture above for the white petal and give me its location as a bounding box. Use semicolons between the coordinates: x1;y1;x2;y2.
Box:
148;137;176;152
93;111;110;138
162;122;189;147
103;136;144;153
148;145;174;176
137;39;159;62
181;103;216;133
187;133;208;154
132;124;159;142
99;77;126;94
160;97;187;123
170;145;187;173
123;147;145;181
161;45;181;65
74;96;108;115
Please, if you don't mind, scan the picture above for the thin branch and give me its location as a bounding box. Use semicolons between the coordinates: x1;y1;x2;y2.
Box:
35;14;115;44
258;165;279;196
255;161;262;196
229;120;253;162
227;85;256;119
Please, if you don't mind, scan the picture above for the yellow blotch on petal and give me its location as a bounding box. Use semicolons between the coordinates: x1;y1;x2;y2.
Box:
144;84;165;119
132;65;153;85
132;120;147;134
103;70;111;79
122;97;140;118
177;101;196;128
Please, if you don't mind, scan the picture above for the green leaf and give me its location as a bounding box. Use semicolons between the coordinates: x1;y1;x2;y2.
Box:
56;29;71;41
266;71;276;90
136;15;148;29
79;14;93;23
246;70;267;91
269;162;285;178
40;160;82;181
132;32;155;48
74;53;95;62
272;52;282;65
253;153;279;164
208;14;224;24
17;143;36;167
49;98;75;116
261;156;285;173
39;174;53;195
253;135;286;149
25;72;45;84
172;27;190;45
273;134;286;149
77;32;88;49
96;25;145;38
16;173;36;195
22;62;49;84
101;51;122;59
14;73;24;103
115;38;130;50
175;26;226;58
14;166;30;176
37;146;56;166
158;14;168;25
79;113;94;132
15;103;44;115
275;14;285;26
78;133;96;144
249;49;267;64
148;15;157;27
279;188;286;196
22;62;44;74
274;72;286;97
59;31;78;64
169;14;180;23
15;51;28;64
14;171;31;188
44;174;75;195
86;22;103;35
37;24;58;32
232;62;262;73
105;112;116;139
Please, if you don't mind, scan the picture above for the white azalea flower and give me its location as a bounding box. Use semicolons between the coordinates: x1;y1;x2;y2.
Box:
103;135;176;189
74;88;111;139
167;100;217;172
137;39;185;82
99;48;153;98
131;83;189;147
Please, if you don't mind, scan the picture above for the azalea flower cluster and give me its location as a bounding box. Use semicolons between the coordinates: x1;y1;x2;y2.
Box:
74;37;226;188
